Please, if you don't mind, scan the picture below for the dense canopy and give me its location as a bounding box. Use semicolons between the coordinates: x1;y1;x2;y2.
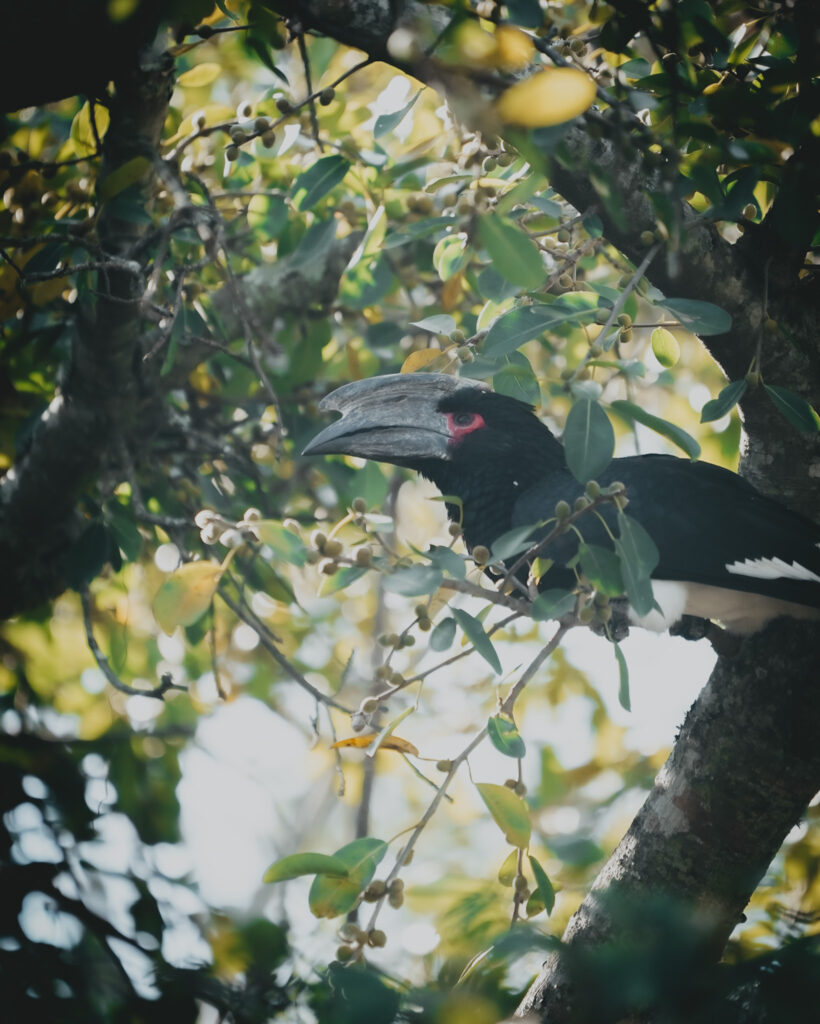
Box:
1;2;819;1022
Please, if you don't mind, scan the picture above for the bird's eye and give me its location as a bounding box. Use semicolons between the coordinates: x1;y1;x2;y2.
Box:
452;412;477;427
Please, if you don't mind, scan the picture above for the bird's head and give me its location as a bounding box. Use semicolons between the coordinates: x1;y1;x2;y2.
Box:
302;372;556;474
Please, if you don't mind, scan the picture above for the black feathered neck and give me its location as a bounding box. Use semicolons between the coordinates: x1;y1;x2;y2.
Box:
413;387;564;552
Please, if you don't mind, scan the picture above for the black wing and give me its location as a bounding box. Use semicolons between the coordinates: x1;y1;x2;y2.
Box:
512;454;820;607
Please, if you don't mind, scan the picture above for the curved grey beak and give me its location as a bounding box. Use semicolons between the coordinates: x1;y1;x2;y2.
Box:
302;372;485;465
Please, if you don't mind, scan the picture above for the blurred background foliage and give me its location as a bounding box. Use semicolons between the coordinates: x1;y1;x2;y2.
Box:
1;0;818;1020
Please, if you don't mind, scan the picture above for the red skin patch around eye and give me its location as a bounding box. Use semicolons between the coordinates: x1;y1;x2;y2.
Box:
445;411;487;443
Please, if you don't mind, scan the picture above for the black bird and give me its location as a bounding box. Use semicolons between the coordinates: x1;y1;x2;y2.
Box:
303;372;820;634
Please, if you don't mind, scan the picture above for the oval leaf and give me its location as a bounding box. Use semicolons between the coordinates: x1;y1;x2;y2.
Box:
700;379;748;423
483;304;566;357
498;848;519;886
531;589;576;621
660;298;731;336
264;852;349;884
400;348;456;374
488;714;526;759
476;782;531;848
433;234;470;281
292;155;350;210
478;215;545;290
410;314;457;335
496;67;596;127
610;399;701;459
383;564;443;596
254;520;308;566
614;512;659;618
527;854;555;916
493;355;540;406
563;399;615;483
650;327;681;368
430;616;457;652
178;63;222;87
452;608;502;673
308;838;387;919
331;734;420;757
153;562;223;634
578;543;624;597
764;385;820;434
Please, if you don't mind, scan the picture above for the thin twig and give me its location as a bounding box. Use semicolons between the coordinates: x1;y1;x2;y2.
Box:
362;623;569;937
218;581;352;713
297;30;323;151
82;589;187;699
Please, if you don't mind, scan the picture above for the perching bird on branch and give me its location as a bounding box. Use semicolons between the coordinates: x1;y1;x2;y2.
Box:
303;372;820;635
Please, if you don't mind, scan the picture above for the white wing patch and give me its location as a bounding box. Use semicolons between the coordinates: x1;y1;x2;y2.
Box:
725;556;820;584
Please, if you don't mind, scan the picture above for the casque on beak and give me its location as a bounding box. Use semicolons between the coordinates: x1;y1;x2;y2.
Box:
302;372;486;465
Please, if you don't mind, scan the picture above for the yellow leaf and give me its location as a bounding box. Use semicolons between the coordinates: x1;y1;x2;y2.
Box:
70;101;110;155
152;562;224;635
495;26;535;71
496;68;597;128
454;21;498;65
178;63;222;88
441;272;465;311
400;347;458;374
331;734;420;757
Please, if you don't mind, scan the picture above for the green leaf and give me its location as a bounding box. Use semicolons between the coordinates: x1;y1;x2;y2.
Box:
614;641;630;711
322;566;369;594
478;215;545;290
308;838;387;918
264;852;349;884
659;298;731;336
411;314;457;335
383;564;442;596
610;399;701;459
426;545;466;579
254;520;308;566
531;589;576;621
374;88;423;138
578;543;624;596
614;512;659;618
290;218;337;267
527;854;555;916
476;782;531;848
700;379;748;423
493;353;540;406
106;504;143;562
488;714;526;758
498;849;518;886
291;155;351;210
452;608;502;674
433;234;471;281
563;399;615;483
764;385;820;433
430;616;456;652
490;523;537;561
153;561;223;634
483;305;560;357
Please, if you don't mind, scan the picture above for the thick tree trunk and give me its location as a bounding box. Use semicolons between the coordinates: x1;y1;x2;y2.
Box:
514;617;820;1022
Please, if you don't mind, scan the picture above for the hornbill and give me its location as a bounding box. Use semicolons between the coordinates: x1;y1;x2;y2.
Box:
303;372;820;634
